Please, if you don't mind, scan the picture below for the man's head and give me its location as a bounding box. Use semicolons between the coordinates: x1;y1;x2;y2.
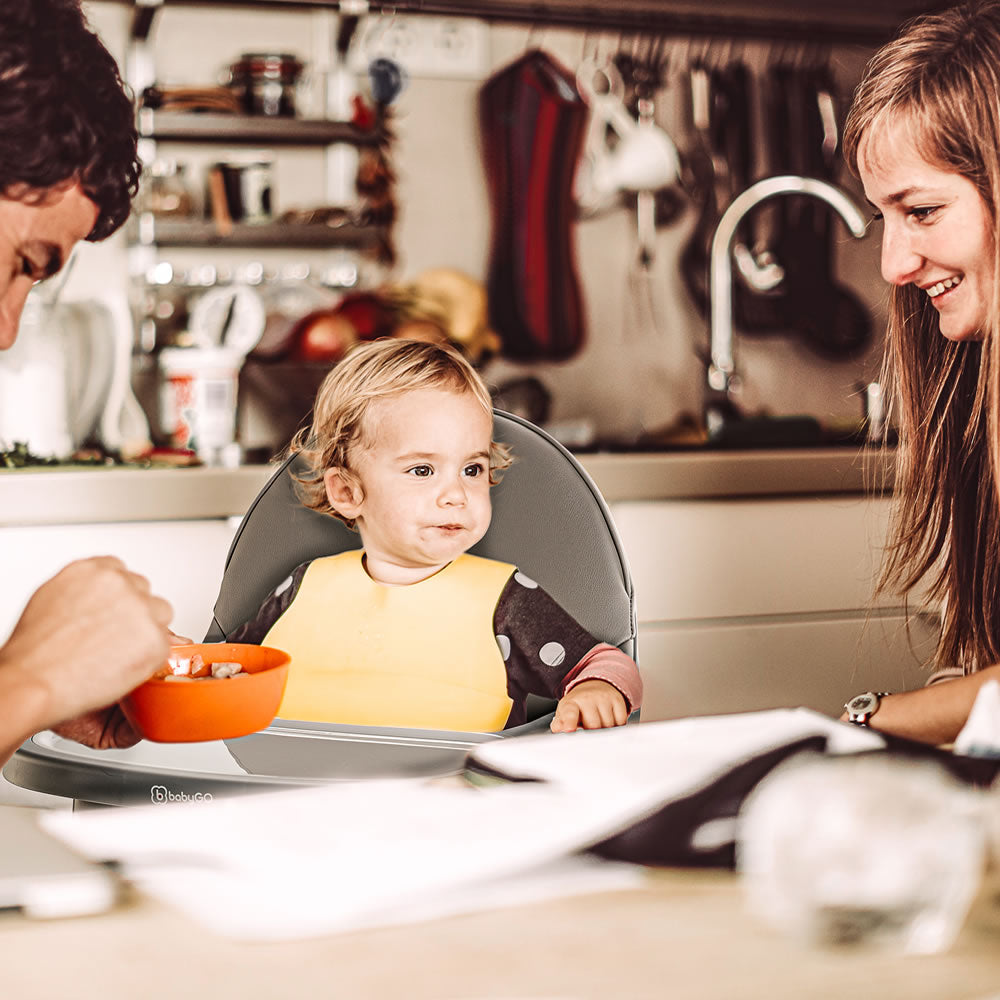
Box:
0;0;140;346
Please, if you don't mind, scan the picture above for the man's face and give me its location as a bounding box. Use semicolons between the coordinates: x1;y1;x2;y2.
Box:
0;182;99;349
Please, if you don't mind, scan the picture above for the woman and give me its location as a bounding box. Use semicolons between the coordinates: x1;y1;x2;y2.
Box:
840;0;1000;743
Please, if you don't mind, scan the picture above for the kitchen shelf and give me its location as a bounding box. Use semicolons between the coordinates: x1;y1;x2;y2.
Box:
138;110;382;147
110;0;950;45
130;216;380;248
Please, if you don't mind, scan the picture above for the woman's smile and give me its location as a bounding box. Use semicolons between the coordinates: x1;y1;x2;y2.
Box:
923;274;963;299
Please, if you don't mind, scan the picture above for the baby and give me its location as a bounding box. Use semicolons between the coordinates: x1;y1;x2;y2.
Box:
231;339;641;733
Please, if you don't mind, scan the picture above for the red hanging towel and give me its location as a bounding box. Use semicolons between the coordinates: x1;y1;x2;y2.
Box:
479;49;589;361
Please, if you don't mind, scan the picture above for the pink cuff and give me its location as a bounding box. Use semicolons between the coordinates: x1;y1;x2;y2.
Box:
561;643;642;714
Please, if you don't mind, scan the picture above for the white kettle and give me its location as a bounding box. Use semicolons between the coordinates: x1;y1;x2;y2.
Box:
0;286;150;459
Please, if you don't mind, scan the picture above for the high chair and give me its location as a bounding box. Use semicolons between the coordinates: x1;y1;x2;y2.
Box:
3;412;638;805
204;409;637;742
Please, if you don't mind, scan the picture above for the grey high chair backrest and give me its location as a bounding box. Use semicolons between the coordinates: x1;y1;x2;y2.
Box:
204;410;637;724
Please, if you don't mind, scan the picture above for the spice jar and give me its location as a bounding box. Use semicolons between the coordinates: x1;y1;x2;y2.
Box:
228;52;304;117
138;159;196;218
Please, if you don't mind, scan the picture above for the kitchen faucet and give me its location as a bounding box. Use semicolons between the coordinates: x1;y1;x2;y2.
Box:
706;175;868;427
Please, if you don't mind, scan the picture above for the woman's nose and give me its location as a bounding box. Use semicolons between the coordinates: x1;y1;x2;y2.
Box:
880;224;923;286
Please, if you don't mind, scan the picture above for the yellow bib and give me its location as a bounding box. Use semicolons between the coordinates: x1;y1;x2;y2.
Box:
266;551;516;731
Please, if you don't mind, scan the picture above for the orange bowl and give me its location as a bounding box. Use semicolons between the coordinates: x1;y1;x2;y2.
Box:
121;643;291;743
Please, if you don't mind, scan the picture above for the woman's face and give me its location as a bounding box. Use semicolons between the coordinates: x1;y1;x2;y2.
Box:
859;123;994;342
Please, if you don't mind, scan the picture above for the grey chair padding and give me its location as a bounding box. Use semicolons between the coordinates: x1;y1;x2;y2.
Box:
205;410;637;669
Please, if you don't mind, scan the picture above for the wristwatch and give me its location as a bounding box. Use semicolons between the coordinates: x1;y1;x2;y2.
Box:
844;691;891;726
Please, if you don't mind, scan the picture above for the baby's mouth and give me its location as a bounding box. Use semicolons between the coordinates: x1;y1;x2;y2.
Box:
926;275;963;298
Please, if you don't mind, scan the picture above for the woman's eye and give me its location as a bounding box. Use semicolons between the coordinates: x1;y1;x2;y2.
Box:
463;462;485;478
869;210;884;223
908;205;939;221
407;465;432;478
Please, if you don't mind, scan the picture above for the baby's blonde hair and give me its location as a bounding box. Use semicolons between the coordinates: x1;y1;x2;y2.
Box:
290;338;513;526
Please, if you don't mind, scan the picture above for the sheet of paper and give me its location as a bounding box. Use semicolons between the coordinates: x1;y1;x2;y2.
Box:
39;709;878;941
954;680;1000;757
41;775;650;941
467;707;884;797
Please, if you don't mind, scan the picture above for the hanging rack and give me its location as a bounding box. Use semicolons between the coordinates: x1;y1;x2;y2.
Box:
115;0;946;46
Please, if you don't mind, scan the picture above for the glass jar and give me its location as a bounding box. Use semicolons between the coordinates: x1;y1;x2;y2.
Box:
228;52;305;117
138;159;196;218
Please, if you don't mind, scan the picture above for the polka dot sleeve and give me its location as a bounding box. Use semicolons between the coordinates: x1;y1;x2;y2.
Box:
493;570;641;728
226;561;311;644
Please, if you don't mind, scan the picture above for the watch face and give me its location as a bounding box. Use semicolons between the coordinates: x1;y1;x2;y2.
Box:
847;692;879;715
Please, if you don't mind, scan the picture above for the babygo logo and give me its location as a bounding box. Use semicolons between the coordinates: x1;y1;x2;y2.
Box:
150;785;213;804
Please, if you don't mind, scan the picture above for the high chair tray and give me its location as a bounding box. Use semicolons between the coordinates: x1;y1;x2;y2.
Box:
225;719;502;780
4;723;504;808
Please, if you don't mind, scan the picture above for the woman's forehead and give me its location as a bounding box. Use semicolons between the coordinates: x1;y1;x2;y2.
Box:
858;109;943;179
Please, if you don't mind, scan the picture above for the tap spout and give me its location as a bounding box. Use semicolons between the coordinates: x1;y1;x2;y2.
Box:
707;175;868;396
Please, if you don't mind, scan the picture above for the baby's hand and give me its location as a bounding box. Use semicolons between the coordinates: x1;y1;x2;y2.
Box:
551;680;628;732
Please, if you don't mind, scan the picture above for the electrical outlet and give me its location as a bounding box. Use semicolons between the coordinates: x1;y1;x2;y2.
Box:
349;15;489;80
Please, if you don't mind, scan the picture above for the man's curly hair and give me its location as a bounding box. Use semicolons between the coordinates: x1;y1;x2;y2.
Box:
0;0;140;240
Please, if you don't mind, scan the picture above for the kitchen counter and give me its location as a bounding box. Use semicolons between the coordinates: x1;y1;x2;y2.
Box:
2;862;998;999
0;446;895;526
577;445;893;501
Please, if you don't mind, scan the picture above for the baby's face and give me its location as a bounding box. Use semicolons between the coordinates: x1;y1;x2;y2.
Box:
342;387;493;584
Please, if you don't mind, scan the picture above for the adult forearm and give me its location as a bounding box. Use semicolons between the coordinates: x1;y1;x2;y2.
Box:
0;659;51;766
861;663;1000;745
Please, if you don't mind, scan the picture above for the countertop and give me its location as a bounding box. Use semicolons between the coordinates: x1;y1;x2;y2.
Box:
0;446;895;526
1;863;998;999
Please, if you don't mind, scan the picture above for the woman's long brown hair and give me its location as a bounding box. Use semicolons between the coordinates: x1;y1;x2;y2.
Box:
843;0;1000;673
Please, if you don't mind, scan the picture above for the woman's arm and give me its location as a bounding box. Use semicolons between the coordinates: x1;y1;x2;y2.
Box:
842;663;1000;744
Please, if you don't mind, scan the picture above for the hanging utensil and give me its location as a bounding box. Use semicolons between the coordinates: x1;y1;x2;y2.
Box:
574;55;680;220
615;48;682;266
635;96;658;267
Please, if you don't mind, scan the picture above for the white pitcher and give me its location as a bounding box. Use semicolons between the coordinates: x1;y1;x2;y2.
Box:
0;288;149;459
0;293;75;458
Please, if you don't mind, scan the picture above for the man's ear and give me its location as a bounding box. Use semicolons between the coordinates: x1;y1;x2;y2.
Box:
324;467;364;520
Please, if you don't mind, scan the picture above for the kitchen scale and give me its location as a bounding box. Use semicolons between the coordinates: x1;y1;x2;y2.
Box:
3;719;517;808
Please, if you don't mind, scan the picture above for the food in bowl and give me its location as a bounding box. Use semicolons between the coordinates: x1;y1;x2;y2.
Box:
155;652;245;680
121;643;291;743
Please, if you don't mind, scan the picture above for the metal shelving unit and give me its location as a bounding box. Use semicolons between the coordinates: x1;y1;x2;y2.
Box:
138;109;383;147
136;113;384;254
130;217;379;248
111;0;948;46
123;1;389;258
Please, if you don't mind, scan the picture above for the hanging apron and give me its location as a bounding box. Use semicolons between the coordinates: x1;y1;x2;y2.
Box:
479;49;589;361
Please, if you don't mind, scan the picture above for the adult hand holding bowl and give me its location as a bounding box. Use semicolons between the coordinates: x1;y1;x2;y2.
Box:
120;643;290;743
